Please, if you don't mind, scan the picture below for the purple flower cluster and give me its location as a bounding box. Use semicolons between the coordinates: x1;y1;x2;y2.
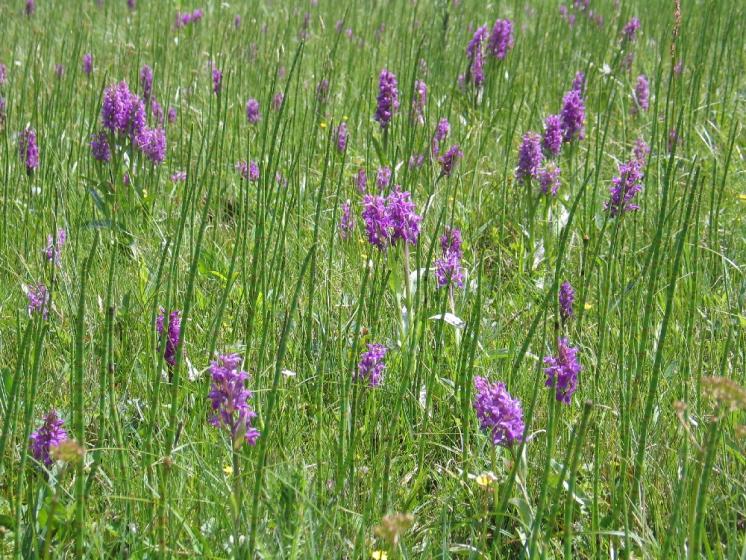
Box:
622;17;641;42
487;19;514;60
44;229;67;265
19;128;40;174
374;69;400;129
236;160;260;182
633;137;650;165
170;170;187;183
26;0;36;16
632;74;649;114
435;227;464;289
544;337;582;404
27;283;50;319
465;25;488;87
559;281;574;321
0;63;6;85
175;8;203;29
432;118;450;157
357;343;387;387
516;131;543;183
542;114;563;157
140;65;153;101
412;80;427;124
271;91;284;111
571;71;586;94
316;78;330;105
100;81;166;165
560;89;585;142
605;159;644;216
246;98;260;124
438;144;463;177
101;81;146;138
409;153;425;169
356;168;367;193
538;163;561;196
90;132;111;163
473;376;525;447
208;354;260;446
156;309;182;368
83;53;93;76
336;121;348;152
29;411;68;467
339;199;354;240
362;187;421;250
136;127;166;164
212;67;222;95
376;166;392;191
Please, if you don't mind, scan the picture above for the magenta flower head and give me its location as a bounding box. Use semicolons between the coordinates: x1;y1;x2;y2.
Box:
605;159;643;216
234;14;241;28
151;99;164;125
559;281;575;321
25;0;36;16
432;117;450;157
336;121;348;152
156;308;182;368
488;18;514;60
127;0;136;10
212;67;223;95
19;128;40;174
544;337;582;404
412;80;427;124
0;63;7;85
208;354;260;446
571;71;586;94
271;92;284;111
632;74;649;114
236;160;260;182
356;168;367;193
473;376;525;447
465;25;488;87
361;194;391;249
376;166;392;190
374;68;399;129
435;227;464;289
170;171;187;183
140;65;153;100
438;144;463;177
90;132;111;163
538;163;561;196
29;411;68;467
27;283;50;319
622;17;641;42
44;229;67;265
387;186;422;246
560;89;585;142
633;137;650;165
136;127;166;165
101;81;146;139
167;106;177;124
82;53;93;76
339;199;354;240
357;343;388;387
516;131;543;184
55;64;65;79
246;98;260;124
542;114;562;157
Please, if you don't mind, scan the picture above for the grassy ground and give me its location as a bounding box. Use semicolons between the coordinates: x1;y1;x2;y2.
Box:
0;0;744;558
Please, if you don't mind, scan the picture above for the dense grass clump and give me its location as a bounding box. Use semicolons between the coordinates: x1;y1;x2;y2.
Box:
1;1;744;557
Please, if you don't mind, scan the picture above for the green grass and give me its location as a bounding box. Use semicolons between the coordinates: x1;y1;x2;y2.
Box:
1;0;744;558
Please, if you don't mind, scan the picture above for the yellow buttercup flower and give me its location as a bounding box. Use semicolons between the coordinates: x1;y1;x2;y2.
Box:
584;302;593;310
738;193;746;201
223;465;233;476
475;471;497;488
371;551;388;560
320;122;327;129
